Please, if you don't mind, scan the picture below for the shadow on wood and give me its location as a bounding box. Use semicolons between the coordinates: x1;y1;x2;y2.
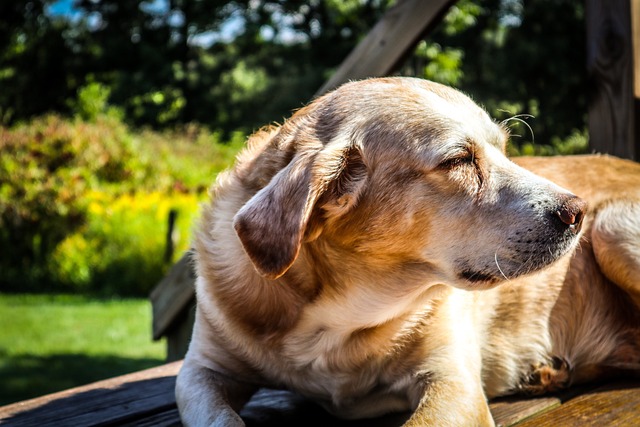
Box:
2;360;638;426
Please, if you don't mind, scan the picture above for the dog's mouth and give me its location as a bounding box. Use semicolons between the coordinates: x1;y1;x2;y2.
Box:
455;230;580;287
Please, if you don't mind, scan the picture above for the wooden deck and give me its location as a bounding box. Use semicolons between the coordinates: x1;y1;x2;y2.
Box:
1;361;638;426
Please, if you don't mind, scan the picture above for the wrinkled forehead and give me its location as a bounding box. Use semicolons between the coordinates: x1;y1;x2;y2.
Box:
324;79;508;164
411;86;508;163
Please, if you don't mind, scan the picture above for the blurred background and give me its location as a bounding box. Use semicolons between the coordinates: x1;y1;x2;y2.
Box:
0;0;588;406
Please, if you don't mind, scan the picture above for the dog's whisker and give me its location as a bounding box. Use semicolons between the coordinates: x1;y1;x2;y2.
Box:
495;253;510;281
501;115;536;144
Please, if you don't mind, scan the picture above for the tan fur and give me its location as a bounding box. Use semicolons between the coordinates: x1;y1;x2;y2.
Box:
176;77;640;427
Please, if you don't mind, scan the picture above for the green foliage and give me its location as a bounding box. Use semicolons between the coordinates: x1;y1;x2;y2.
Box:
0;115;140;291
0;294;164;405
71;81;124;122
508;128;589;157
137;125;245;190
129;88;187;126
0;115;243;296
0;0;588;153
49;190;202;296
414;41;464;86
0;0;393;133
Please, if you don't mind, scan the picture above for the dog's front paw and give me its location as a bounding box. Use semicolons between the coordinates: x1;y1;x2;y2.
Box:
517;356;571;395
404;377;495;427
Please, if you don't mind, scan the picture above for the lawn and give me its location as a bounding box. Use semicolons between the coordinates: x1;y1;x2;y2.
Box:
0;294;166;406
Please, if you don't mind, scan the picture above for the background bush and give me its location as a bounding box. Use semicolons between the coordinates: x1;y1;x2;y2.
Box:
0;112;243;296
0;114;134;291
48;191;200;296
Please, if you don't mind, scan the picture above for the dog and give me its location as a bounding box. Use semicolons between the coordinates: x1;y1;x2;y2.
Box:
176;77;640;426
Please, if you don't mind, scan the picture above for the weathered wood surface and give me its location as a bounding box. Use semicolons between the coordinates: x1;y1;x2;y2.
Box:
515;380;640;427
0;362;181;427
165;301;195;362
150;253;196;341
1;361;638;427
586;0;639;160
315;0;457;97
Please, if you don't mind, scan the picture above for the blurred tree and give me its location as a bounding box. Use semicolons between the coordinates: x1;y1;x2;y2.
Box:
0;1;77;122
186;0;393;132
406;0;587;150
0;0;587;147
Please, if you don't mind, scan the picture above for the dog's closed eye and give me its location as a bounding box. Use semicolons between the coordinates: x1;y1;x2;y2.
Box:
438;139;477;170
439;153;474;170
438;148;484;192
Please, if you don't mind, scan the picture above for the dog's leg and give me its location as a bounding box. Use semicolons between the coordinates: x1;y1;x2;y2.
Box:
591;199;640;307
401;291;495;427
176;361;257;427
403;377;494;427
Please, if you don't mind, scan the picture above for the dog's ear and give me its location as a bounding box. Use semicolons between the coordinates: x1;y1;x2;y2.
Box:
233;143;366;280
316;145;367;216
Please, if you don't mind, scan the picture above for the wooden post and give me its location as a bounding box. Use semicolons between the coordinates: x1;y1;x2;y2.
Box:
315;0;458;97
586;0;640;160
164;209;178;264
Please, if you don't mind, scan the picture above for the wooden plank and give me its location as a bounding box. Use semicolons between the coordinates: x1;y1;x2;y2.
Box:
490;383;600;427
242;384;608;427
241;390;569;427
1;362;638;427
241;389;411;427
315;0;457;97
586;0;638;160
166;300;196;362
117;408;182;427
514;380;640;426
0;358;564;427
150;252;196;340
491;395;561;427
0;361;182;426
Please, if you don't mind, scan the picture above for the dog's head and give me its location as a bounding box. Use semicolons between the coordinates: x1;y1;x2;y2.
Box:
233;77;586;290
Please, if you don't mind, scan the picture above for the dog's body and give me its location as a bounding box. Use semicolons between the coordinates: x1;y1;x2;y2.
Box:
176;77;640;426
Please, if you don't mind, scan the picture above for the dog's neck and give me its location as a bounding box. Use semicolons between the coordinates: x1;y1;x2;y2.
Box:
288;238;449;329
262;238;451;373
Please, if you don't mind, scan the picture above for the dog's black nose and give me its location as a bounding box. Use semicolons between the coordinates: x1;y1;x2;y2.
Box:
555;195;587;233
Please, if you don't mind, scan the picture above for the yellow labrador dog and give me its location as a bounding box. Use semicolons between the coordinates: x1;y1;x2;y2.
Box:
176;77;640;426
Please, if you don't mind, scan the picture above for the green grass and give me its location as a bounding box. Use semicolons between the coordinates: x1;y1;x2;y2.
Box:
0;294;166;406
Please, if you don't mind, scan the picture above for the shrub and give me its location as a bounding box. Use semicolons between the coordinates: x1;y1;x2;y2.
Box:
49;191;202;296
0;114;243;296
0;115;140;292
